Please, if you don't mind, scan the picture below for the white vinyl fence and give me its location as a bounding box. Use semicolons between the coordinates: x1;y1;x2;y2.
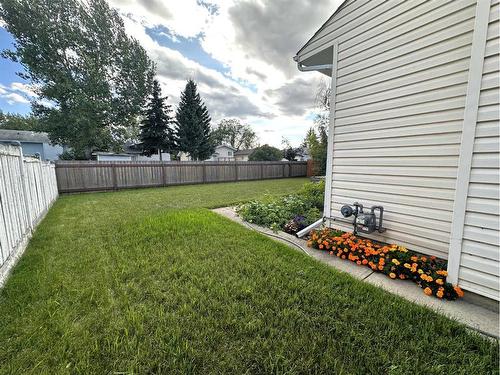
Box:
0;144;58;284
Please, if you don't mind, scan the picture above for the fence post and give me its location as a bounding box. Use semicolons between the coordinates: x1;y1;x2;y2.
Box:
288;163;292;177
234;162;238;181
112;163;118;190
162;163;167;186
14;143;33;231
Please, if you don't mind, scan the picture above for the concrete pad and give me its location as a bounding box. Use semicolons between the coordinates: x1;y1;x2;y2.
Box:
212;207;499;339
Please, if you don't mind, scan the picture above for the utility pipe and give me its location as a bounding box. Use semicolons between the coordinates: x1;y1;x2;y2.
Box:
296;218;324;238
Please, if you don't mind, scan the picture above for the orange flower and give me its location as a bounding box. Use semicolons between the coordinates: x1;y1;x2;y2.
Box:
319;245;324;249
391;259;400;265
403;263;411;269
411;256;418;262
389;273;396;279
436;270;448;276
378;265;384;271
362;259;368;265
424;287;432;296
435;279;444;285
399;274;405;280
454;286;464;298
421;256;427;262
356;260;362;265
436;290;444;298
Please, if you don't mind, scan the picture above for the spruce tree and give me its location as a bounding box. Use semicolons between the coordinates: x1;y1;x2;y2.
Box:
139;80;175;160
175;79;215;160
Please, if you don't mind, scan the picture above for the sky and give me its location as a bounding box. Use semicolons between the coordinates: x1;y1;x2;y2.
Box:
0;0;343;147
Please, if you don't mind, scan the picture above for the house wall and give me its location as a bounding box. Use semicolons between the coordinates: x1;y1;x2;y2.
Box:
457;2;499;300
96;154;133;162
298;0;499;299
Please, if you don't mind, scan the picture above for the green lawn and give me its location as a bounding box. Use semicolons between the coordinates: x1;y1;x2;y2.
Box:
0;178;497;374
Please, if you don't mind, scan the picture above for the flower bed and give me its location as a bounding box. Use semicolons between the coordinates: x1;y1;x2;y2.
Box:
307;228;464;300
236;181;324;233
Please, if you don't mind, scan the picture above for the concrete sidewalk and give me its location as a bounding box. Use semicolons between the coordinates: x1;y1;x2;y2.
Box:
213;207;499;339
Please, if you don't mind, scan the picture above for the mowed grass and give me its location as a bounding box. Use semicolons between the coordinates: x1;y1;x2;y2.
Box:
0;178;497;374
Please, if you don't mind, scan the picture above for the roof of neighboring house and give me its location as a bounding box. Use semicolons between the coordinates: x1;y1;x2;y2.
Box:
234;148;256;156
0;129;50;143
92;152;132;157
215;144;237;151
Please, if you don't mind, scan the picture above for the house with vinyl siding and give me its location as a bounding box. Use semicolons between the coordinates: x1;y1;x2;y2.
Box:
295;0;499;301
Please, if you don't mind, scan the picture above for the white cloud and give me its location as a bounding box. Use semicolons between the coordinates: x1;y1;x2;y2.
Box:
4;92;30;105
0;82;35;105
110;0;340;147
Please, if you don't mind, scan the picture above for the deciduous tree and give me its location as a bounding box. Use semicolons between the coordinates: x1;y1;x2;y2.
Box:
249;144;282;161
212;118;257;150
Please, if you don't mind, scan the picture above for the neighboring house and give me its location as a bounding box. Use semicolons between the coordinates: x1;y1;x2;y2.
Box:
295;0;499;301
209;144;236;161
0;129;63;161
180;145;237;161
295;147;311;161
234;148;255;161
93;143;172;162
94;152;133;162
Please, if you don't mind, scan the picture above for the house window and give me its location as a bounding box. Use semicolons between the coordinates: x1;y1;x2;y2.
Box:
228;151;233;156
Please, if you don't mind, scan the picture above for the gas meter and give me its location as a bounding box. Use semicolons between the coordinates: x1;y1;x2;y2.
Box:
340;202;385;235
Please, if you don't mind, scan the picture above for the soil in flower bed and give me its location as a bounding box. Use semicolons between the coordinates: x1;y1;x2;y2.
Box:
307;228;464;300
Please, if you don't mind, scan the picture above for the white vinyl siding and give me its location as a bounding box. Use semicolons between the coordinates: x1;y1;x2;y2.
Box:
458;2;499;301
325;0;478;260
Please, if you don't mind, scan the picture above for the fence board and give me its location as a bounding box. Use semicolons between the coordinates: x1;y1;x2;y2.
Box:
0;144;58;284
55;161;307;193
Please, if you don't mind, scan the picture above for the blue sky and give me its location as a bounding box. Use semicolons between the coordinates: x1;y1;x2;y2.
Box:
0;0;340;146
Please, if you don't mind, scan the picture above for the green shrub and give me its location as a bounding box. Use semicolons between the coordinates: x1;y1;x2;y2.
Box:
236;181;324;230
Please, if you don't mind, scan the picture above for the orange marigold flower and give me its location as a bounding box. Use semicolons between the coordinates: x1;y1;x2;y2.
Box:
391;259;400;265
437;270;448;276
362;259;368;265
435;279;444;285
421;256;427;262
389;273;396;279
424;287;432;296
411;256;418;262
417;269;424;274
403;263;411;269
427;277;433;282
319;245;324;249
454;286;464;298
436;290;444;298
378;265;384;271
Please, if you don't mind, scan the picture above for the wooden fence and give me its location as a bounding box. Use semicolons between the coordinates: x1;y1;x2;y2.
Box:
0;144;58;284
55;161;308;193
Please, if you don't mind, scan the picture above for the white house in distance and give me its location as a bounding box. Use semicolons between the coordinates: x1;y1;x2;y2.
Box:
295;0;499;301
180;144;237;161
